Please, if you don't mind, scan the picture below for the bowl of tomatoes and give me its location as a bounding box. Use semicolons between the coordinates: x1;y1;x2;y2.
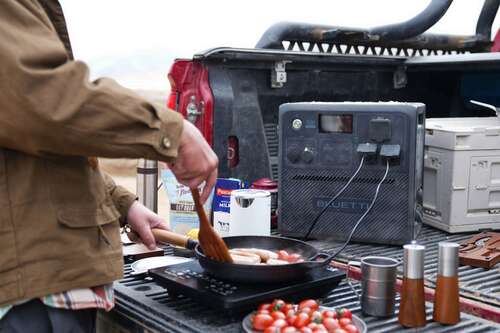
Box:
242;299;367;333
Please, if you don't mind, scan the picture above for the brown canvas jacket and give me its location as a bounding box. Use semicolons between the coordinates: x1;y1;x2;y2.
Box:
0;0;184;306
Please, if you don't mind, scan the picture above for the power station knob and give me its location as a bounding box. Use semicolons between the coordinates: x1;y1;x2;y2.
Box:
301;147;315;163
286;144;301;163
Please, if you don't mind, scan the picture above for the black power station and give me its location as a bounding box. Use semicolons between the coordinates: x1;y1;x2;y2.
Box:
278;102;425;245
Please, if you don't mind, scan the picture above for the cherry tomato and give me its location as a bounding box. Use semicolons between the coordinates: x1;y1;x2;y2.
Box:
314;324;326;331
343;324;359;333
282;303;294;312
299;299;320;311
282;326;299;333
287;253;302;263
321;310;336;319
272;300;286;312
312;323;328;333
272;319;287;329
339;318;352;327
258;310;271;315
287;315;297;326
259;303;272;312
264;327;281;333
253;313;274;330
286;309;297;318
336;308;352;320
299;307;312;316
300;328;313;333
293;313;311;328
333;329;348;333
310;311;323;324
313;328;328;333
272;311;286;320
323;317;340;331
307;323;318;330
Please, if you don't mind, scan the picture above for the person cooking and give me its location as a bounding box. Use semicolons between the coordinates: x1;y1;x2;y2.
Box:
0;0;218;332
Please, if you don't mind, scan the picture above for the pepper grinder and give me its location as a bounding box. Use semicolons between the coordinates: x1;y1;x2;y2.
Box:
433;242;460;324
399;243;426;328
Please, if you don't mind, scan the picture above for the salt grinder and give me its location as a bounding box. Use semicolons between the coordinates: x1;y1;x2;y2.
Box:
433;242;460;324
399;243;426;328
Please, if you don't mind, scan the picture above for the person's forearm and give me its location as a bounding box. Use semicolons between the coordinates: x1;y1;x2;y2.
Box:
0;0;183;162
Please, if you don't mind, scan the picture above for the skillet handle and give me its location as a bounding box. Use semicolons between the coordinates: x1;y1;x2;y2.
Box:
309;252;332;262
151;229;198;250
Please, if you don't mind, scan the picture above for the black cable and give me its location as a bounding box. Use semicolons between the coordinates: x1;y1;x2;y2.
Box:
330;159;390;259
304;156;365;240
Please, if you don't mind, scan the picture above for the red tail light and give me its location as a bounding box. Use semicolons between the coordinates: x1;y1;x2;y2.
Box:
167;59;214;146
492;29;500;52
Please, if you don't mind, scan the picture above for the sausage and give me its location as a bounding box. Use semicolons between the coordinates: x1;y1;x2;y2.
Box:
230;253;262;265
232;248;278;262
266;258;289;265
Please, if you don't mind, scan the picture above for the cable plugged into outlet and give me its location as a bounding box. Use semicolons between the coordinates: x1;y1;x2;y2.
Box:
357;143;378;164
380;144;401;164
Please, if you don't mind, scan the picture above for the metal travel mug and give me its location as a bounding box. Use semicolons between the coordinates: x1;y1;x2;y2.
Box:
360;256;399;317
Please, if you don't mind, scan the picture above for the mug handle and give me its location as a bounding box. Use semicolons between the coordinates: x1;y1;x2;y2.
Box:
347;260;361;303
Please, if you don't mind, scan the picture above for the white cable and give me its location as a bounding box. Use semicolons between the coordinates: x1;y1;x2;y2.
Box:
330;159;391;258
304;156;366;239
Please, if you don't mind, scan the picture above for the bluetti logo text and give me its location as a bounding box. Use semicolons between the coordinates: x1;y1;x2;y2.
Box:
313;197;370;213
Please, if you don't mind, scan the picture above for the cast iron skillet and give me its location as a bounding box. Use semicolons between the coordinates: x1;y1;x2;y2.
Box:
194;236;333;284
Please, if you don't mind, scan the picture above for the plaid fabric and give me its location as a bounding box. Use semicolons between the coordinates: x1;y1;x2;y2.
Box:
0;284;114;320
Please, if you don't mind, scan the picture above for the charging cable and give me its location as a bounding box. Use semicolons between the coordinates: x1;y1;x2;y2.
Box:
329;159;390;258
303;155;366;240
344;159;390;301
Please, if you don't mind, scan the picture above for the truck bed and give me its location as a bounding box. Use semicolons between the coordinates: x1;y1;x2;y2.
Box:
196;48;500;182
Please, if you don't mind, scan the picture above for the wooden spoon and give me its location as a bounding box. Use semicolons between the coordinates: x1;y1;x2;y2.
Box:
191;188;233;263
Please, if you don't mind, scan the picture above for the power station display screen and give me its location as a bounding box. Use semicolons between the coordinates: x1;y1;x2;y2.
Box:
319;114;353;133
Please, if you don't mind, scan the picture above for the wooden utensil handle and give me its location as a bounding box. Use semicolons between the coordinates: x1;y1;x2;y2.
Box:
152;229;191;248
190;189;206;219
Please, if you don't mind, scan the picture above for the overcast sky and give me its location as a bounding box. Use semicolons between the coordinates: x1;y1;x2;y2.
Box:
60;0;499;89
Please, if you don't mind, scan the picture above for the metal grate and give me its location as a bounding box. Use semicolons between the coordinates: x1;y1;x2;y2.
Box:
114;269;500;333
282;41;471;57
309;225;500;307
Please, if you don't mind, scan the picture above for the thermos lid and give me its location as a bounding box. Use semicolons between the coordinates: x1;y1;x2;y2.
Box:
231;189;271;198
403;243;425;279
251;178;278;192
438;242;459;277
232;189;270;208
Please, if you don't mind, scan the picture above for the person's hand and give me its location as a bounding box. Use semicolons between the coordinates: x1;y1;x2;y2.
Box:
169;120;218;203
126;201;169;250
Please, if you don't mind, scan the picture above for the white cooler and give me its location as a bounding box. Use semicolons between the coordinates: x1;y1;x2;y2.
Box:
423;117;500;233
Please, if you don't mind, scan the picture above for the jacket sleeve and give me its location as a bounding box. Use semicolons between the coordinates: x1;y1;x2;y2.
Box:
102;173;138;226
0;0;184;162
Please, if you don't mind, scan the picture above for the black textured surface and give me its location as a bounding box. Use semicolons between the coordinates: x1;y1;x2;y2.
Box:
279;167;411;245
